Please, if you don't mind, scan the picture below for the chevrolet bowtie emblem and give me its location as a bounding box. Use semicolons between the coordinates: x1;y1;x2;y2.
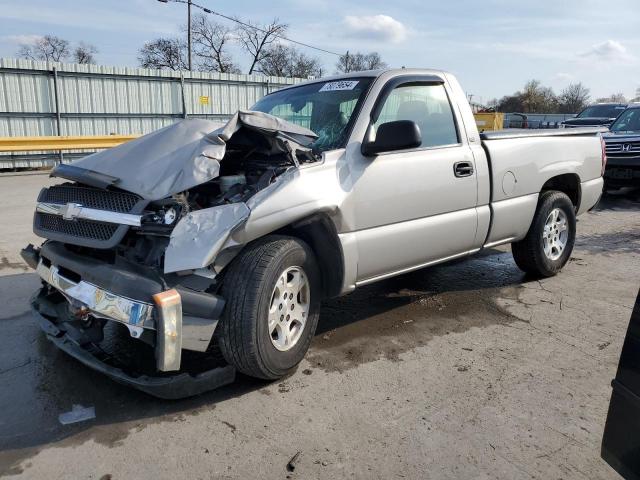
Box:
61;203;83;220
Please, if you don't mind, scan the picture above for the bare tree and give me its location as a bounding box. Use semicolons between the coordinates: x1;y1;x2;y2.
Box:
558;82;590;113
191;14;240;73
336;51;387;73
138;38;188;70
494;93;524;112
236;18;288;74
257;44;322;78
520;80;557;113
17;35;70;62
494;80;559;113
73;42;98;64
596;93;627;103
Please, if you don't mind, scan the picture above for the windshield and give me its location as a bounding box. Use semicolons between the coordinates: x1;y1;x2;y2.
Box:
611;109;640;132
251;78;373;152
578;105;626;118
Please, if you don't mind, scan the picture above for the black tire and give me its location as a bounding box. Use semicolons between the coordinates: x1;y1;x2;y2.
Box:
511;191;576;277
217;235;321;380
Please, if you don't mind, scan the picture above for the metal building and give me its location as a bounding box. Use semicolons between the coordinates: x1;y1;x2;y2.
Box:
0;58;305;168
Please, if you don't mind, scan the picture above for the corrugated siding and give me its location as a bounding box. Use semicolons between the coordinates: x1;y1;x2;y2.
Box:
0;58;306;168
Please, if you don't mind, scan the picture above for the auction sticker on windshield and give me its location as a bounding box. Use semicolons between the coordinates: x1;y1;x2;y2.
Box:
319;80;359;92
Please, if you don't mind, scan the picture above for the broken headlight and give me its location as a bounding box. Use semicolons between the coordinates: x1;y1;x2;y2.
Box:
141;204;183;227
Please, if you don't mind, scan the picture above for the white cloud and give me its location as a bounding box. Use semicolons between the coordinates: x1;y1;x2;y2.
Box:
2;34;43;45
555;72;573;82
343;14;408;44
579;40;635;62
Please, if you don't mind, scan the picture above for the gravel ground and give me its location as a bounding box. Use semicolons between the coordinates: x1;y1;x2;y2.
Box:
0;173;638;479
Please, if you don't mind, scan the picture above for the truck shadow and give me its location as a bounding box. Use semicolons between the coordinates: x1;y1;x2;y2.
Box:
575;228;640;255
576;188;640;255
593;187;640;212
0;248;533;473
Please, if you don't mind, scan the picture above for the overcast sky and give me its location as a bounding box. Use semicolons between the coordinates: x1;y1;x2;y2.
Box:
0;0;639;103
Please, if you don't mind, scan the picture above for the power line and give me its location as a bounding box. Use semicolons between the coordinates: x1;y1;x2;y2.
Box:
160;0;343;57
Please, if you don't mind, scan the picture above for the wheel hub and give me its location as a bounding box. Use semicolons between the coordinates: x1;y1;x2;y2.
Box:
268;266;310;352
542;208;569;261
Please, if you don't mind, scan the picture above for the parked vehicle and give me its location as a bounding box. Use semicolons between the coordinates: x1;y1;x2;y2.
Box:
562;103;628;128
22;69;605;398
602;105;640;189
506;112;528;128
601;288;640;479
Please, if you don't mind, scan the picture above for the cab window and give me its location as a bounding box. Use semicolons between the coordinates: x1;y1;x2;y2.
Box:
374;83;459;148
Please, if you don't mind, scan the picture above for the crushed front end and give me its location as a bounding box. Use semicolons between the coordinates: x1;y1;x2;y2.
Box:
23;181;236;398
23;112;320;398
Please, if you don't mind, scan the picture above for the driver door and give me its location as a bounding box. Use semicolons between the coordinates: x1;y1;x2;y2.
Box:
350;80;479;283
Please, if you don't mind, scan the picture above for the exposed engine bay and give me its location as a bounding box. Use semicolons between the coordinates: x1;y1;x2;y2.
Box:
36;111;321;274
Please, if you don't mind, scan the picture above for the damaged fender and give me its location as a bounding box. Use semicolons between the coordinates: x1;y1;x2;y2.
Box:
163;153;353;289
164;202;250;273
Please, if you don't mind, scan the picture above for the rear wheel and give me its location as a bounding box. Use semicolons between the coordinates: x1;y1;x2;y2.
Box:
511;191;576;277
217;236;321;380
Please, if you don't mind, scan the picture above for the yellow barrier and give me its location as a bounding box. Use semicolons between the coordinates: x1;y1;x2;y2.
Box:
0;135;140;152
474;113;504;132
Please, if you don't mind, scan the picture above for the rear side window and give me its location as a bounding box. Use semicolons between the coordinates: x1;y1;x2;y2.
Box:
374;83;459;148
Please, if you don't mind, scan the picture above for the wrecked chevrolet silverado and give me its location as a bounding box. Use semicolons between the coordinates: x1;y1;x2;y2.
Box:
23;69;606;398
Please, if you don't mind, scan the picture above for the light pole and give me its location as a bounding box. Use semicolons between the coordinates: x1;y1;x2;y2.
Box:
157;0;192;71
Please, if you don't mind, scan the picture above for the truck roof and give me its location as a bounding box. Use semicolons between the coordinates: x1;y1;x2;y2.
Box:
273;68;451;93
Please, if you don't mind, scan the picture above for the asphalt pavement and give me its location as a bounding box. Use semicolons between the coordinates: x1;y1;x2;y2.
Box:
0;173;638;479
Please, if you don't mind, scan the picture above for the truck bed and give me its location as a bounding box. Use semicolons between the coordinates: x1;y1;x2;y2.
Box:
479;126;605;247
480;127;606;140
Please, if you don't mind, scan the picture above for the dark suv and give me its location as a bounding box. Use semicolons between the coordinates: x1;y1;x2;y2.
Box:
562;103;627;128
603;105;640;188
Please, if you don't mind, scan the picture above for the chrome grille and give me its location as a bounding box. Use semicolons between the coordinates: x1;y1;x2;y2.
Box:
605;141;640;156
38;184;141;213
34;183;146;248
36;213;118;241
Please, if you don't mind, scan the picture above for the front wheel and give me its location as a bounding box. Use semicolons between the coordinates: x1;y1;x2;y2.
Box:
511;191;576;277
217;236;321;380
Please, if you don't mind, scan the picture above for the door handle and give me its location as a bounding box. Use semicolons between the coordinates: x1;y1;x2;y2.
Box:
453;161;474;177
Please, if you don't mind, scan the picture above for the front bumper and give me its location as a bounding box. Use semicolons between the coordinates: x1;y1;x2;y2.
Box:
35;256;155;333
603;156;640;187
604;165;640;188
23;242;236;397
31;292;235;399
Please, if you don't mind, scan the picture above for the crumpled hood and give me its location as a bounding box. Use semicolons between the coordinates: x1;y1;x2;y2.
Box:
52;110;317;201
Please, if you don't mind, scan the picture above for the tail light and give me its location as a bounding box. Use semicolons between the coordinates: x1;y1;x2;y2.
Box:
600;134;607;176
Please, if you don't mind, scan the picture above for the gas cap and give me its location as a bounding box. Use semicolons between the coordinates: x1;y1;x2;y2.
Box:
502;171;517;195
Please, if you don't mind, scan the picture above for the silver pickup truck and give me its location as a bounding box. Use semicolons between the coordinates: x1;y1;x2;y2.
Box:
22;69;605;397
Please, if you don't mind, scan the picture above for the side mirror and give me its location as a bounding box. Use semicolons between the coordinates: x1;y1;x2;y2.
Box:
361;120;422;156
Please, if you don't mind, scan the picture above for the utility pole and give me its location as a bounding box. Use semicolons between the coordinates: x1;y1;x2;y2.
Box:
157;0;192;70
187;0;192;71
